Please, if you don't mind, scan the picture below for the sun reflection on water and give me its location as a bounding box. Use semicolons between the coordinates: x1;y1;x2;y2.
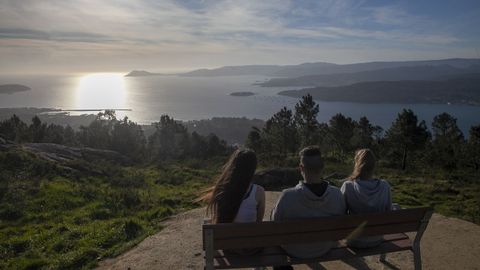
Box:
75;73;127;110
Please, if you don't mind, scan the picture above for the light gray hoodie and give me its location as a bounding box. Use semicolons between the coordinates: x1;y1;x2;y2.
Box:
271;181;346;259
340;179;392;214
340;179;392;247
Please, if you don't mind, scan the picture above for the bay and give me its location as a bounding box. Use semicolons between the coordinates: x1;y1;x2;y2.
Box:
0;74;479;134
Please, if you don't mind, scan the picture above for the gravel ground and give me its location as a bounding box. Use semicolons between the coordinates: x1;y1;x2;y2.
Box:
97;192;480;270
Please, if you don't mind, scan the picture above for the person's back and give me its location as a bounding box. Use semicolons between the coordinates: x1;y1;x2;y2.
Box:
234;183;265;223
341;178;391;214
272;181;345;258
340;149;392;248
271;146;346;259
199;148;266;224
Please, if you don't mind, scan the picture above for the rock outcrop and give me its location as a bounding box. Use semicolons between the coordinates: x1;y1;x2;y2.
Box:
0;138;131;166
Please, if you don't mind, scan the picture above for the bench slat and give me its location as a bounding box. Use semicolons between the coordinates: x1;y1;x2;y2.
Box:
207;208;430;240
213;238;412;269
213;233;408;258
213;222;419;249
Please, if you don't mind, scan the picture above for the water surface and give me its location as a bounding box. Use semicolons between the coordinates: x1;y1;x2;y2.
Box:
1;74;479;134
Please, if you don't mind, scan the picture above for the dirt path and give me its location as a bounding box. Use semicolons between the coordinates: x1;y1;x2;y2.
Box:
97;192;480;270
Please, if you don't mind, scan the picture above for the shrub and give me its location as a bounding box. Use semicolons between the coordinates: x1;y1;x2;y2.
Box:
0;204;24;221
124;220;143;240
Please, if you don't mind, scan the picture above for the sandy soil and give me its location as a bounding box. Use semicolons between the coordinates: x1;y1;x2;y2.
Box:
97;192;480;270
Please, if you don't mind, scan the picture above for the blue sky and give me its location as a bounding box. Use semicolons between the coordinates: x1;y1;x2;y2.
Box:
0;0;479;73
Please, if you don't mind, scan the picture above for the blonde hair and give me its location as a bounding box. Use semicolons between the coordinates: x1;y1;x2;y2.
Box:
349;149;376;180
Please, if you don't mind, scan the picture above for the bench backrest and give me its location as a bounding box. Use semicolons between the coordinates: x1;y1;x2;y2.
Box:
203;207;433;250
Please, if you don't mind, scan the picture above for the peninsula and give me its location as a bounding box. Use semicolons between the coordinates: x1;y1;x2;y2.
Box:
278;73;480;106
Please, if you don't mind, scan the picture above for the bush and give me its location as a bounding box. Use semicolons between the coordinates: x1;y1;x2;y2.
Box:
124;220;143;240
13;257;47;270
0;204;24;221
89;208;113;220
3;238;30;255
58;248;99;270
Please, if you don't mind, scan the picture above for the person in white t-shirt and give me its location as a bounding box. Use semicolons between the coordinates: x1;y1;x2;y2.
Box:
199;148;265;224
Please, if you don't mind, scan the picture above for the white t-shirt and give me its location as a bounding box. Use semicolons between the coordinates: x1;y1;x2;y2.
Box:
234;184;258;223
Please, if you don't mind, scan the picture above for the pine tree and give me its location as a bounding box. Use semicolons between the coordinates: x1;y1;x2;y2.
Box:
0;114;29;142
245;127;263;153
111;116;146;160
148;115;190;160
351;116;383;152
384;109;430;170
294;94;319;147
263;107;297;163
327;113;356;158
430;113;464;170
29;116;46;142
467;125;480;170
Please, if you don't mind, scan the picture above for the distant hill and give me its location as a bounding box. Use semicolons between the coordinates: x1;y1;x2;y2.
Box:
177;58;480;77
180;65;282;77
278;73;480;105
0;84;31;94
258;64;480;87
272;58;480;77
125;70;163;77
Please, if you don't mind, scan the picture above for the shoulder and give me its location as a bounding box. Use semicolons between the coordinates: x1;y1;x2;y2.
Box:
341;179;354;187
254;184;265;199
277;185;300;202
253;184;265;193
327;185;343;196
340;179;355;190
377;179;391;188
281;185;300;196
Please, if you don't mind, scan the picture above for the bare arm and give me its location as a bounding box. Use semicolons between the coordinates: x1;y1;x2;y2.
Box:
256;185;266;222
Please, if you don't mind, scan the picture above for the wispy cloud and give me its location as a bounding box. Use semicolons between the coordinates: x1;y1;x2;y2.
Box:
0;0;477;73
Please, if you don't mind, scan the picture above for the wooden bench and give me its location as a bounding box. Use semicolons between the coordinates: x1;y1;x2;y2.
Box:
202;207;433;270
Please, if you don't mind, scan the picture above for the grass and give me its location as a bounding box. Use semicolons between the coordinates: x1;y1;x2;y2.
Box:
0;149;479;269
0;150;220;270
324;161;480;224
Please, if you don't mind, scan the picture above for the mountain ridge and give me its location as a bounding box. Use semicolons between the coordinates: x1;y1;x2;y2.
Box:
125;58;480;78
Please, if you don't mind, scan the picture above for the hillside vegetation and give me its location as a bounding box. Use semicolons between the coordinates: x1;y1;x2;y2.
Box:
0;146;219;270
1;95;480;269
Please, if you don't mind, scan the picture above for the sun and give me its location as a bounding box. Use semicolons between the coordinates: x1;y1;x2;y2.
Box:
75;73;127;110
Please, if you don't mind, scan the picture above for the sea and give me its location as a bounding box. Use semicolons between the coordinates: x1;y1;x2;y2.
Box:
0;73;479;135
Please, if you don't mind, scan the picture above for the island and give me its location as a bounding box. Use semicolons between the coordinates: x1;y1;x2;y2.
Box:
229;91;256;97
124;70;163;77
0;84;31;94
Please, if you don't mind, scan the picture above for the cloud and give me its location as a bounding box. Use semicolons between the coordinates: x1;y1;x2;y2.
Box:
0;28;116;42
0;0;475;73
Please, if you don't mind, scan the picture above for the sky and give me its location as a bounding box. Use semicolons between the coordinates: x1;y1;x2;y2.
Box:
0;0;479;74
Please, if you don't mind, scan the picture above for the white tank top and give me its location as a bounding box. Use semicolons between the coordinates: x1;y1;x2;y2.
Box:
233;184;258;223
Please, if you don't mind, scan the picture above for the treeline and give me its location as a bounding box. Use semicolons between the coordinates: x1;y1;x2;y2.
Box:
0;110;228;162
246;94;480;173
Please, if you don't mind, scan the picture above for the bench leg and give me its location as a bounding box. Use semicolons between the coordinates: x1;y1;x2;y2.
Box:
379;253;386;263
413;246;422;270
204;229;214;270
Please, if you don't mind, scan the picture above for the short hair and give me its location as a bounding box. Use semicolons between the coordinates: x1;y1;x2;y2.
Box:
299;145;324;173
